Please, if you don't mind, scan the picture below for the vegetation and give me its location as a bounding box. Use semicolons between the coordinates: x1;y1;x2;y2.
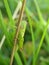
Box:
0;0;49;65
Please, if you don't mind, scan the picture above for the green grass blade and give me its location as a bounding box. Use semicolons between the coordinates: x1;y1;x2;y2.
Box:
35;19;49;63
25;8;35;65
19;50;27;65
15;52;23;65
0;11;12;47
34;0;44;24
3;0;15;27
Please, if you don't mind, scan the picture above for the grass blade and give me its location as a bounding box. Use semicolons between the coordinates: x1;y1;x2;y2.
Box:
25;8;35;65
3;0;15;27
0;11;12;47
35;19;49;63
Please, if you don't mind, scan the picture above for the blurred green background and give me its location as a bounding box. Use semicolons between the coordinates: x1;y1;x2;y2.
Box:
0;0;49;65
